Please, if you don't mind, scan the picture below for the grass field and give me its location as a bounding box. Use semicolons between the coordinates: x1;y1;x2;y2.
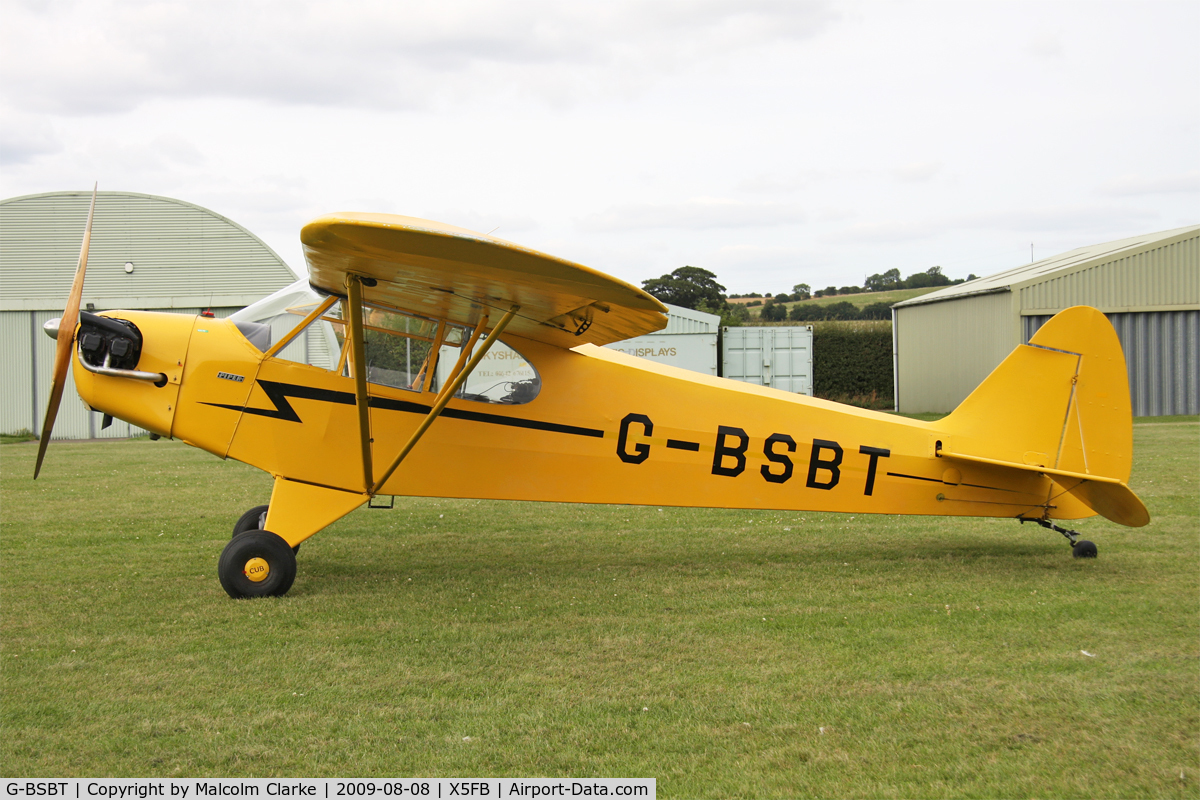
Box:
2;420;1197;797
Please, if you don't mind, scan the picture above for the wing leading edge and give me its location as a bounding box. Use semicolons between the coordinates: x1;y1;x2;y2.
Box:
302;213;668;348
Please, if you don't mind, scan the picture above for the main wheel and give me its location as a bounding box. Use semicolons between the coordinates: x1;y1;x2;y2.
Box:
218;530;297;598
232;504;300;554
232;504;270;537
1072;540;1098;558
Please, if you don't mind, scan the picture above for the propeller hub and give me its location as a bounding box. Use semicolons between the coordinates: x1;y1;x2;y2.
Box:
43;318;62;340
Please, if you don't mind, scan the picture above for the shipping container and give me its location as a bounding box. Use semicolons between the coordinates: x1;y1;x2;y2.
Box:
721;326;813;395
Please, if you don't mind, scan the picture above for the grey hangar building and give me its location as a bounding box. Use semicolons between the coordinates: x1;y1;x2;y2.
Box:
1;190;298;441
892;224;1199;417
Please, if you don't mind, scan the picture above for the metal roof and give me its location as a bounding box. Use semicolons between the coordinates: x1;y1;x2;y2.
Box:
894;223;1200;309
661;303;720;334
0;190;298;311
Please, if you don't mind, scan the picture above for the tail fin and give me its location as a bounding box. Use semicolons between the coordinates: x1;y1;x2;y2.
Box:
939;306;1149;527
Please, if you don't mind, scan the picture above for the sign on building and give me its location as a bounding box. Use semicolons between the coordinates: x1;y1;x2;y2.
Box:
603;304;720;375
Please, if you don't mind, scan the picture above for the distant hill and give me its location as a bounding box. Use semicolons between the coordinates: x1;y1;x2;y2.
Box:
744;286;941;318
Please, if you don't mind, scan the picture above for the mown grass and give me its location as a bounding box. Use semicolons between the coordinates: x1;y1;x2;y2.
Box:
2;420;1197;797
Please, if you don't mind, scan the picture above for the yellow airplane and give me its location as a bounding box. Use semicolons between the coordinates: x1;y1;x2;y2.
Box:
36;188;1150;598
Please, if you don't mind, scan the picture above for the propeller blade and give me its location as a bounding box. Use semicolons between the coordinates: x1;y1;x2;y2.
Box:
34;184;97;479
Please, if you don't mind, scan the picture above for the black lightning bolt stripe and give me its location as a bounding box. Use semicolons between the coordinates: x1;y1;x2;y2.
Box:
203;380;604;438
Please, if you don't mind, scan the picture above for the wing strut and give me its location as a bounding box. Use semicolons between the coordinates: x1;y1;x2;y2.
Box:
263;295;339;359
370;304;519;495
346;275;375;492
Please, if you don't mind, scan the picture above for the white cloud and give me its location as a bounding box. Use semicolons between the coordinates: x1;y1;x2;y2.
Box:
736;170;827;193
580;198;804;232
1;0;838;115
822;219;939;245
0;113;62;165
958;206;1162;233
420;209;541;237
1098;172;1200;197
892;162;941;183
1023;31;1064;59
1;0;1196;295
821;204;1162;247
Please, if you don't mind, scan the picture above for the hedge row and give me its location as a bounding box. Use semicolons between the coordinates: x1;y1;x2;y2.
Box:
810;321;894;407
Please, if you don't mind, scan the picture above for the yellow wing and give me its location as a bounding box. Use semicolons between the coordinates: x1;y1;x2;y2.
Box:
302;213;668;347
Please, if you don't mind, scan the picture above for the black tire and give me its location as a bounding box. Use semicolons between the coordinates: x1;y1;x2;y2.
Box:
218;530;297;598
1072;540;1098;558
232;504;299;554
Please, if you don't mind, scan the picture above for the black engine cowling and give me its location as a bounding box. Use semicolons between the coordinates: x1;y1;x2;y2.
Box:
78;311;143;371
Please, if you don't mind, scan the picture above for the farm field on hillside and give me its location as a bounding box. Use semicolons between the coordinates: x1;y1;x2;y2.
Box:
736;286;941;317
2;420;1197;797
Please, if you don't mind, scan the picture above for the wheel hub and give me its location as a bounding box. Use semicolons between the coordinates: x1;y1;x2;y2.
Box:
244;557;270;582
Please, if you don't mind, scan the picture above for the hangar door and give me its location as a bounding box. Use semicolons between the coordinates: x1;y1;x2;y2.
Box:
1023;310;1199;416
722;326;813;395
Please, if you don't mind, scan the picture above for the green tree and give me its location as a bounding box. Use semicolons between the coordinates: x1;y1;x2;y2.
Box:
861;301;892;320
793;283;811;300
760;302;788;322
824;301;860;320
641;266;726;310
864;268;902;292
696;298;749;327
725;304;751;326
904;266;952;289
790;304;828;322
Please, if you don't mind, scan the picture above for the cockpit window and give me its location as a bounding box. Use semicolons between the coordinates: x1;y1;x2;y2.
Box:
435;339;541;404
360;306;438;391
338;299;540;404
253;303;341;370
236;282;543;404
230;282;341;371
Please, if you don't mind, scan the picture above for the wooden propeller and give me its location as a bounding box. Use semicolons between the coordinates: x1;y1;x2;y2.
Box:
34;184;97;479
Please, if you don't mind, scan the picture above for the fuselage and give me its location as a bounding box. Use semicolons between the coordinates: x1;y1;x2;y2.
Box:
73;309;1091;525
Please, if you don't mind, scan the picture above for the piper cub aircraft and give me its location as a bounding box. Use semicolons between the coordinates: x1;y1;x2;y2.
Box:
37;189;1149;598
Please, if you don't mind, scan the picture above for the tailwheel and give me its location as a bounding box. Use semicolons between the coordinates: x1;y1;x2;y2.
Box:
232;504;299;554
218;531;297;598
1020;517;1097;559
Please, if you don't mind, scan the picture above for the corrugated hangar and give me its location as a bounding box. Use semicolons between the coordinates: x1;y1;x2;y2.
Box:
893;224;1199;416
1;190;298;440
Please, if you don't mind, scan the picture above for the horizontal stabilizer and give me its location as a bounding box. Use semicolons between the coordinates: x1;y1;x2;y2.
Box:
1065;480;1150;528
940;450;1149;527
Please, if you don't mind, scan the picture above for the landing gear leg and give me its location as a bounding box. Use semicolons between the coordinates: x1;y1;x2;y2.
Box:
1021;517;1097;558
232;504;299;554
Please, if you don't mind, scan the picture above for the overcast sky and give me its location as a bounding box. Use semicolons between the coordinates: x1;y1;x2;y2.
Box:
2;0;1197;294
